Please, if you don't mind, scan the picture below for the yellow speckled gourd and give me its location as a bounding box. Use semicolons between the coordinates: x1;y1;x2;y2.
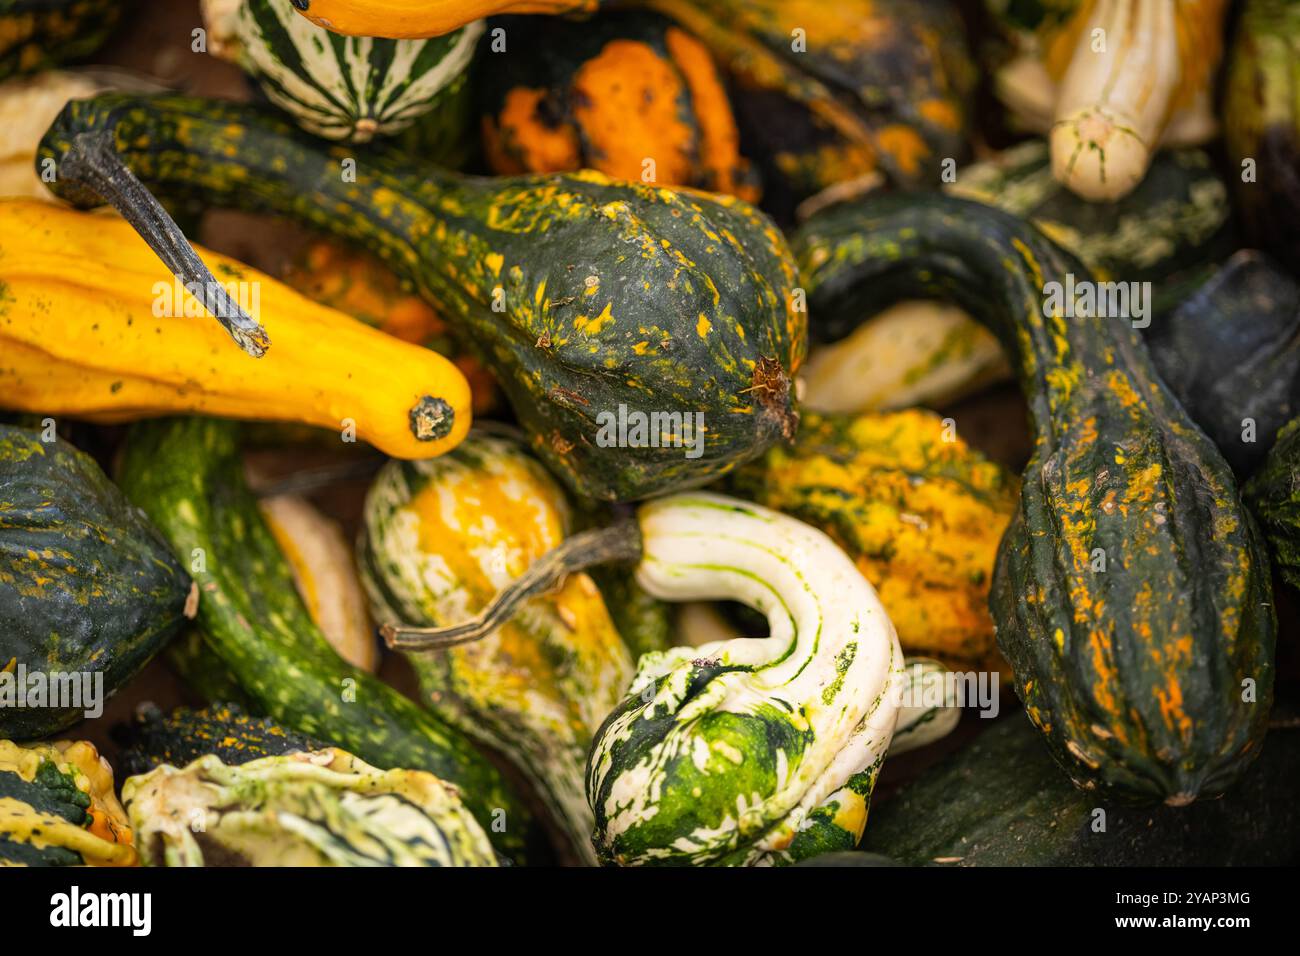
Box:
730;409;1018;671
0;200;471;459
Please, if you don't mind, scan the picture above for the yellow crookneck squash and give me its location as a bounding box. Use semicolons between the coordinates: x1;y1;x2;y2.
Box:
0;200;471;459
991;0;1229;200
730;409;1019;672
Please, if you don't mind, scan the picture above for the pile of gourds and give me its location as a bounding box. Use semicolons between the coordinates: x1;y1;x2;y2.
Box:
1;0;1298;868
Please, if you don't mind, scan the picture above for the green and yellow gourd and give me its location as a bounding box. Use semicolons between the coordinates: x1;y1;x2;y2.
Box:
730;409;1018;672
40;93;803;502
124;748;497;867
116;417;542;863
479;11;757;202
797;193;1274;804
201;0;482;143
0;425;195;740
799;140;1234;414
359;435;634;864
0;0;122;82
0;739;136;866
393;493;908;865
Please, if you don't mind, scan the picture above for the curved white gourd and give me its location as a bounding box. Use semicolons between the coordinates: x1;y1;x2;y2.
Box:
586;492;904;866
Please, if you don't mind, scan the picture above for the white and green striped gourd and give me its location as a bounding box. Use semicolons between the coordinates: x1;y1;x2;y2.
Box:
202;0;482;142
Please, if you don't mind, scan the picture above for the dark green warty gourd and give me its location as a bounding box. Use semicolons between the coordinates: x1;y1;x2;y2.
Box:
38;93;804;502
794;193;1275;805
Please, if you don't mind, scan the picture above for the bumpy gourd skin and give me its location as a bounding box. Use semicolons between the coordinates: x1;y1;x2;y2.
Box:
587;493;903;866
0;426;194;740
116;417;540;863
39;93;803;502
796;193;1275;804
123;749;497;867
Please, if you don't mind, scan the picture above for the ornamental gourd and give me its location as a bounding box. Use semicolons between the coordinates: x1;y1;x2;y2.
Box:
730;409;1018;672
359;435;634;863
797;193;1274;804
0;739;136;866
202;0;482;142
1246;418;1300;594
116;416;542;863
290;0;594;38
0;424;195;740
39;93;803;502
479;12;757;202
124;748;497;867
987;0;1229;200
0;200;472;460
386;493;906;866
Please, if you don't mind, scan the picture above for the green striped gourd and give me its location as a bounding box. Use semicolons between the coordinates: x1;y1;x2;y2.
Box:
587;493;904;866
359;435;634;864
123;748;497;866
202;0;481;142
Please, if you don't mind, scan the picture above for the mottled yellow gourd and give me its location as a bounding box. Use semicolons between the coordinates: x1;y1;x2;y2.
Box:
0;200;471;459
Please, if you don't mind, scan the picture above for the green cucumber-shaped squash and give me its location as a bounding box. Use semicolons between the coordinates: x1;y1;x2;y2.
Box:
1246;418;1300;594
359;435;634;864
0;0;123;82
797;193;1275;804
863;713;1300;866
124;747;497;867
204;0;482;143
0;425;195;739
39;93;803;502
587;493;904;866
115;417;540;863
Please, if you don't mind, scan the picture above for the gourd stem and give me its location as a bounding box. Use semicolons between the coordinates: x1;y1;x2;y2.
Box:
381;520;643;650
59;132;271;358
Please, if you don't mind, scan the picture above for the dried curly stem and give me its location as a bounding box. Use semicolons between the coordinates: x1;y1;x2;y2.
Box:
380;520;643;650
59;131;271;357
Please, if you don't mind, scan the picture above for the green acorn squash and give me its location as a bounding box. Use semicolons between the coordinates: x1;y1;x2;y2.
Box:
0;0;123;82
1224;0;1300;271
863;713;1300;866
729;409;1018;672
1148;251;1300;478
124;747;497;867
359;434;634;864
799;140;1234;414
202;0;482;143
0;425;195;740
479;11;757;202
0;739;136;866
40;93;803;502
797;193;1275;805
115;416;542;864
